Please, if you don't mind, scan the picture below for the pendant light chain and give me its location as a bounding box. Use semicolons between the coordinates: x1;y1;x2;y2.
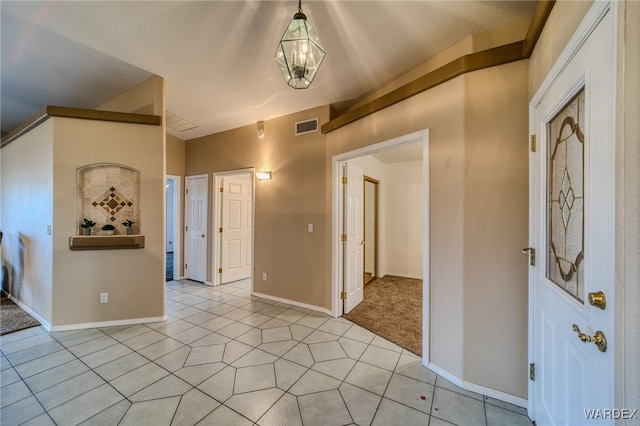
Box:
298;0;302;14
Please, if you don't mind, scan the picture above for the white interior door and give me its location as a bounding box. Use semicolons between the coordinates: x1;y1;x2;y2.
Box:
220;174;253;284
344;162;364;313
529;4;614;424
185;175;207;282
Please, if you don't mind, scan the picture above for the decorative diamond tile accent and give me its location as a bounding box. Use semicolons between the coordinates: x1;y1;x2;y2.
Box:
94;187;133;222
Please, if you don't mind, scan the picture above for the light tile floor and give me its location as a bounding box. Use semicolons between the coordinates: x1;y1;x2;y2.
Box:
1;279;533;426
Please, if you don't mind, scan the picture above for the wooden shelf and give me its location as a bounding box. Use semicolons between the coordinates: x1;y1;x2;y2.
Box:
69;235;145;251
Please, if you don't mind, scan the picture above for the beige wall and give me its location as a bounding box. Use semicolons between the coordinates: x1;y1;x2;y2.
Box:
167;133;186;177
51;117;165;327
1;75;167;329
529;0;593;100
0;117;164;328
98;75;165;117
186;106;332;305
462;61;529;397
385;161;423;279
1;121;54;324
186;59;529;398
327;61;529;398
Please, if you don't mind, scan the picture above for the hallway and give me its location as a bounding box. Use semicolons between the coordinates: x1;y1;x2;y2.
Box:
1;280;531;425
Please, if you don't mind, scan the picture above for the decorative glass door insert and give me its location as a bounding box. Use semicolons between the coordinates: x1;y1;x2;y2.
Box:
546;88;585;303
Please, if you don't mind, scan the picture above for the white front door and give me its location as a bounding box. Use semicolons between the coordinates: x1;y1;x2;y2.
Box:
529;3;615;424
220;174;253;284
185;175;207;282
344;162;364;313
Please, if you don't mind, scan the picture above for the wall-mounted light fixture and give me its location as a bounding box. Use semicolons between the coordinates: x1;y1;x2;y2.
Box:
274;0;325;89
257;121;265;138
256;171;272;181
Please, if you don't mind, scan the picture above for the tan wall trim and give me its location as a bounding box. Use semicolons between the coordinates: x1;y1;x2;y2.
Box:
1;105;162;148
321;1;555;134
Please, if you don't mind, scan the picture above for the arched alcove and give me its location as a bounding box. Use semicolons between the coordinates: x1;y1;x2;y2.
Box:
77;163;140;235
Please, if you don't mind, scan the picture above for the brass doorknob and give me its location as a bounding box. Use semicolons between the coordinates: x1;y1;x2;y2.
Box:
572;324;607;352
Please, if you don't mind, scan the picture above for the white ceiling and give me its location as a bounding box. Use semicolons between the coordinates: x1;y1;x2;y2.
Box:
1;1;537;140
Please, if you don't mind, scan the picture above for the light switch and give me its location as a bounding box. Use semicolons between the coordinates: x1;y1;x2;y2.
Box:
307;223;314;233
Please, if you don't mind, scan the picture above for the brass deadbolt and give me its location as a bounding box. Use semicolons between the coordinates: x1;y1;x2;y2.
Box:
588;291;606;310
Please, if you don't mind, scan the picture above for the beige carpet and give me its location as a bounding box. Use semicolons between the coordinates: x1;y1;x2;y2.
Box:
343;275;422;356
1;297;40;335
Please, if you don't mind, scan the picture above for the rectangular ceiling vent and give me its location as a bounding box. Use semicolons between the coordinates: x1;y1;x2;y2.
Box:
166;110;197;132
295;118;318;136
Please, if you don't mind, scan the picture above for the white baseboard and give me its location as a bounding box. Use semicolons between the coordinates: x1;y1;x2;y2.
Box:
428;363;528;408
47;315;168;332
252;291;333;317
384;272;423;280
6;294;51;331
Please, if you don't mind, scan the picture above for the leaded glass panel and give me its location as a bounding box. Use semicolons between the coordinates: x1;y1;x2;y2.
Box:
546;89;585;303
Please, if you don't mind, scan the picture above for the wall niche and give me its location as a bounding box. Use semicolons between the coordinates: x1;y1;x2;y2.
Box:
78;163;140;235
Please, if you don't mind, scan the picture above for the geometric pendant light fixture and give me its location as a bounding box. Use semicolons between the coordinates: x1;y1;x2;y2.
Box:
275;0;326;89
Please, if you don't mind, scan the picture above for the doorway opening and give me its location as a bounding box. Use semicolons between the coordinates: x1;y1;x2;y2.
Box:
212;169;255;288
364;176;379;285
166;175;182;281
332;129;430;363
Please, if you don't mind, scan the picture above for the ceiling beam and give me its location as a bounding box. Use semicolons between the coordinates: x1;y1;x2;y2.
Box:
321;0;556;134
1;106;162;148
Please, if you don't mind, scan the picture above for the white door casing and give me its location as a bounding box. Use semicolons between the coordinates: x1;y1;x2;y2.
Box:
529;3;615;424
167;175;182;280
185;175;208;282
220;174;253;284
332;130;430;364
344;162;364;313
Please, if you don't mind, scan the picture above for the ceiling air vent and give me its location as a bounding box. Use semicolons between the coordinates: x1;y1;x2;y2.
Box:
295;118;318;136
166;110;197;132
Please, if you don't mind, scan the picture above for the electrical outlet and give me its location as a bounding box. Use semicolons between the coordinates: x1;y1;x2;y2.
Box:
307;223;314;233
262;273;267;281
100;293;108;303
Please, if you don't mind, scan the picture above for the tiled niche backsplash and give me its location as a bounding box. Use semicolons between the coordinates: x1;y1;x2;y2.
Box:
78;163;140;235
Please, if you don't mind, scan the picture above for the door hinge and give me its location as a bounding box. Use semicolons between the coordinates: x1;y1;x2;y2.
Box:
185;225;189;232
340;291;347;300
530;363;535;381
218;268;222;273
530;134;537;152
219;227;223;233
342;176;347;184
185;263;188;269
220;187;224;193
522;247;536;266
341;234;347;242
186;188;189;194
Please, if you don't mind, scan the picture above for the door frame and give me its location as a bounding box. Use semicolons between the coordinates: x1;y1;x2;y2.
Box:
212;168;255;287
166;175;182;280
331;129;430;362
527;0;616;418
185;174;208;283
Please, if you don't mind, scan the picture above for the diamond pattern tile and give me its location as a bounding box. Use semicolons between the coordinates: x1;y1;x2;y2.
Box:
0;279;532;426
